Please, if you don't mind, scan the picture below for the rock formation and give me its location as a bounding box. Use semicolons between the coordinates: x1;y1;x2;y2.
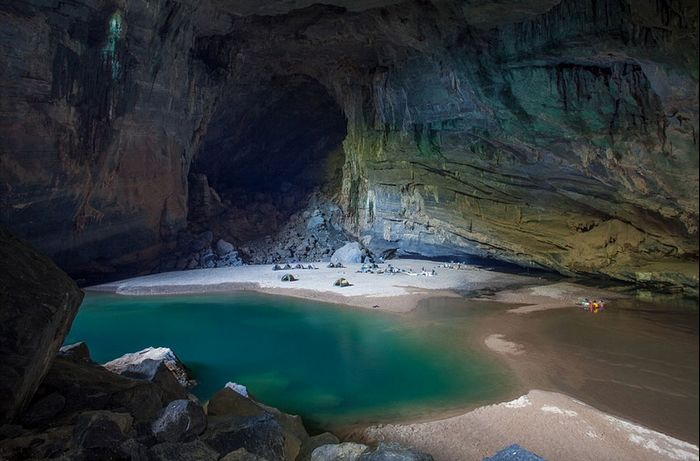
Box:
0;226;83;424
0;0;697;290
0;343;433;460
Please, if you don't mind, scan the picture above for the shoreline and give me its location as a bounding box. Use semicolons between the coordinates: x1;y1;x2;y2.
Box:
85;261;699;460
89;259;544;312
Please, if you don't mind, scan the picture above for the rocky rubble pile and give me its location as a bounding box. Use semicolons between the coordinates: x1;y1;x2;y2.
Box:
241;194;351;265
159;191;353;271
0;343;432;461
159;231;245;272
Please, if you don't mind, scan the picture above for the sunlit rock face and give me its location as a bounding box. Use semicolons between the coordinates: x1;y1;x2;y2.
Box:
0;0;697;290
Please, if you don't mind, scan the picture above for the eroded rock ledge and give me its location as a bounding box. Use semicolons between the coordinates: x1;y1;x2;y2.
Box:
0;0;697;290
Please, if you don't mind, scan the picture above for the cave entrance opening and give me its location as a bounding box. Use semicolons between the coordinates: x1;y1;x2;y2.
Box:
188;75;348;263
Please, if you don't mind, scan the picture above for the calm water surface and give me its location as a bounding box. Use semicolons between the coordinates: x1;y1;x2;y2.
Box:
66;290;699;441
66;292;512;428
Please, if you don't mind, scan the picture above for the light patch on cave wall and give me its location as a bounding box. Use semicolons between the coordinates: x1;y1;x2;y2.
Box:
102;11;124;80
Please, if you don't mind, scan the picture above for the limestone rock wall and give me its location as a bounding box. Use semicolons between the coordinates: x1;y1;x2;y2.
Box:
0;0;222;283
0;0;697;289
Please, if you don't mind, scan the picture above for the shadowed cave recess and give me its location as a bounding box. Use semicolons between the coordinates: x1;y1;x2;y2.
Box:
181;75;350;268
0;0;697;292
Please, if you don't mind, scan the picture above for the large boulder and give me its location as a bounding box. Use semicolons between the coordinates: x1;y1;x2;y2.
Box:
28;356;187;427
217;239;236;256
206;386;307;461
330;242;364;265
72;410;133;451
151;399;207;443
103;346;195;388
204;412;286;461
0;226;83;423
311;442;433;461
311;442;369;461
206;387;266;418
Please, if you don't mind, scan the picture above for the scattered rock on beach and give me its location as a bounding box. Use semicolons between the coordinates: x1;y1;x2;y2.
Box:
311;442;369;461
331;242;364;265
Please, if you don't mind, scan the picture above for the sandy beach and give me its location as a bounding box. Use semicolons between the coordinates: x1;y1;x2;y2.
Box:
88;261;699;460
353;390;699;461
90;259;541;312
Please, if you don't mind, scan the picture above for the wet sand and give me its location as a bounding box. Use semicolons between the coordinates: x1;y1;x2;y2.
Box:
475;296;699;445
355;390;699;461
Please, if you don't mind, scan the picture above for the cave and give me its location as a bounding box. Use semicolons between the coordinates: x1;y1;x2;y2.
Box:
188;75;347;244
0;1;698;459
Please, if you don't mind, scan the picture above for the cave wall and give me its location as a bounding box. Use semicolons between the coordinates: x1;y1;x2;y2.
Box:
0;0;224;282
0;0;697;289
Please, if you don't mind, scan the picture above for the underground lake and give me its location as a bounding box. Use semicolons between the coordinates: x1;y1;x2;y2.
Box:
65;292;514;429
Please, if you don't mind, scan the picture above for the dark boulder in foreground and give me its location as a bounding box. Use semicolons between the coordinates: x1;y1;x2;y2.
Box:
0;226;83;423
151;399;207;442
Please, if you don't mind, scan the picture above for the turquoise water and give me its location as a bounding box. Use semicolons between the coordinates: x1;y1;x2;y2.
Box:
66;292;511;428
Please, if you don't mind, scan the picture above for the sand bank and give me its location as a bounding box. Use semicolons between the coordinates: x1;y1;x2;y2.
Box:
354;390;699;461
474;281;628;314
91;262;627;314
89;259;538;312
484;334;525;355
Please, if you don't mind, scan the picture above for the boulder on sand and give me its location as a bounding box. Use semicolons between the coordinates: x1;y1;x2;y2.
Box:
311;442;369;461
312;442;434;461
330;242;364;265
216;239;235;256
